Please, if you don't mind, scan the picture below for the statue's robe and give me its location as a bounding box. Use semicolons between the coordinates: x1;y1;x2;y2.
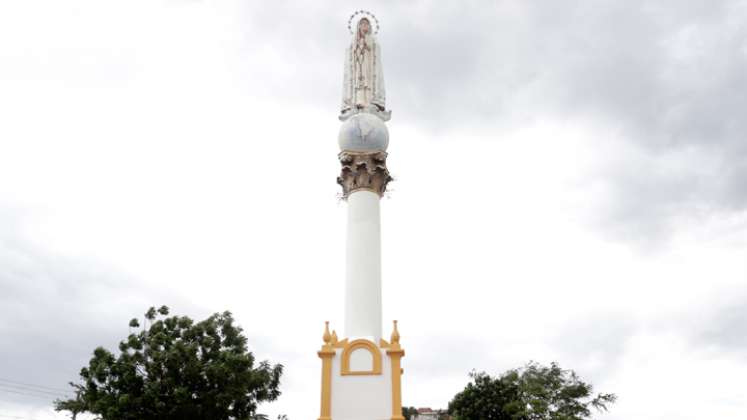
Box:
342;37;386;112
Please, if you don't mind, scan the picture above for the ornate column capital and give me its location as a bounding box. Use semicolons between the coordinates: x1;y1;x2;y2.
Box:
337;151;392;198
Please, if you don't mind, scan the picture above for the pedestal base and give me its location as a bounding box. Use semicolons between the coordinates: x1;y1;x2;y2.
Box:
318;322;404;420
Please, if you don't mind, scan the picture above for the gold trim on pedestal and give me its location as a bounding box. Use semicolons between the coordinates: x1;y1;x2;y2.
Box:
340;339;383;375
387;320;405;420
317;321;405;420
318;322;335;420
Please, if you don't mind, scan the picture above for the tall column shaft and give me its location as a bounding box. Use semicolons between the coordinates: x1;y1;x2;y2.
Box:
344;190;383;340
337;150;391;341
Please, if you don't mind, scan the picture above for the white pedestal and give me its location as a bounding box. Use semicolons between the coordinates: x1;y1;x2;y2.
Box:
318;327;405;420
331;345;392;420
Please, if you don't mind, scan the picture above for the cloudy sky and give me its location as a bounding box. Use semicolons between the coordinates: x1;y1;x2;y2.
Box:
1;0;746;419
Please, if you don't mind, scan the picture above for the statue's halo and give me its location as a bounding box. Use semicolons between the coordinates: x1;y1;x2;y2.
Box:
347;10;380;35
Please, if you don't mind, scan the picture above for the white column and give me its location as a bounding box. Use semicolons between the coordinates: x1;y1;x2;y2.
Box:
344;189;382;340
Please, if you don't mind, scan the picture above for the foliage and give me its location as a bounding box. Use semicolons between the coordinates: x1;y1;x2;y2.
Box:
448;361;616;420
448;370;523;420
402;406;419;420
55;306;283;420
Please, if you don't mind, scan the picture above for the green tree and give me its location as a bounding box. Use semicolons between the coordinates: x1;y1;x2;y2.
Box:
448;362;616;420
55;306;283;420
448;370;523;420
402;406;419;420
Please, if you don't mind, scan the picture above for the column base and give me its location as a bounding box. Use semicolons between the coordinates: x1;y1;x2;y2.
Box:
317;322;405;420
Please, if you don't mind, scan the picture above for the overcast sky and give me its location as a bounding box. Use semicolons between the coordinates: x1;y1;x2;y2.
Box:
1;0;746;419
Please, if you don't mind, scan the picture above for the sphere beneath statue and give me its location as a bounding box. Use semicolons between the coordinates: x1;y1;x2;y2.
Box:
338;112;389;152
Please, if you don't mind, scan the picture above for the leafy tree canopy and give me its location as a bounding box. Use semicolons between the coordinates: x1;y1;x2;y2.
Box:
55;306;283;420
448;361;616;420
402;406;419;420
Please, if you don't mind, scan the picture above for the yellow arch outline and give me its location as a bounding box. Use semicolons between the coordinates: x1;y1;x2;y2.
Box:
340;338;382;375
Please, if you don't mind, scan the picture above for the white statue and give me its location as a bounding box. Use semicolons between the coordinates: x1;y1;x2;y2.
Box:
341;11;390;121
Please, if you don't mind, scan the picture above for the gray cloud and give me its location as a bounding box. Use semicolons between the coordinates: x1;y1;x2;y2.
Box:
405;334;503;379
690;293;747;357
236;0;747;243
389;0;747;243
549;314;637;385
0;206;204;409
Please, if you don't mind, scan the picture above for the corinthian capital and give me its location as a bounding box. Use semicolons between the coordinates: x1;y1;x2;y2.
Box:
337;151;392;198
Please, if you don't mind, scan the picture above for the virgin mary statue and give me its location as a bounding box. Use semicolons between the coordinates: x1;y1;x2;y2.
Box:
341;16;389;120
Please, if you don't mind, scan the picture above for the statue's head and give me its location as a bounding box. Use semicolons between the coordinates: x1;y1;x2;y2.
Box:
357;18;371;37
348;11;379;39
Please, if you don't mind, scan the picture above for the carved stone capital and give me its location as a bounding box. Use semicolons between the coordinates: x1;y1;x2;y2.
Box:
337;151;392;198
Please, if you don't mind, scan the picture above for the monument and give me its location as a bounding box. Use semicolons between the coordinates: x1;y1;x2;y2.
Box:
317;11;404;420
